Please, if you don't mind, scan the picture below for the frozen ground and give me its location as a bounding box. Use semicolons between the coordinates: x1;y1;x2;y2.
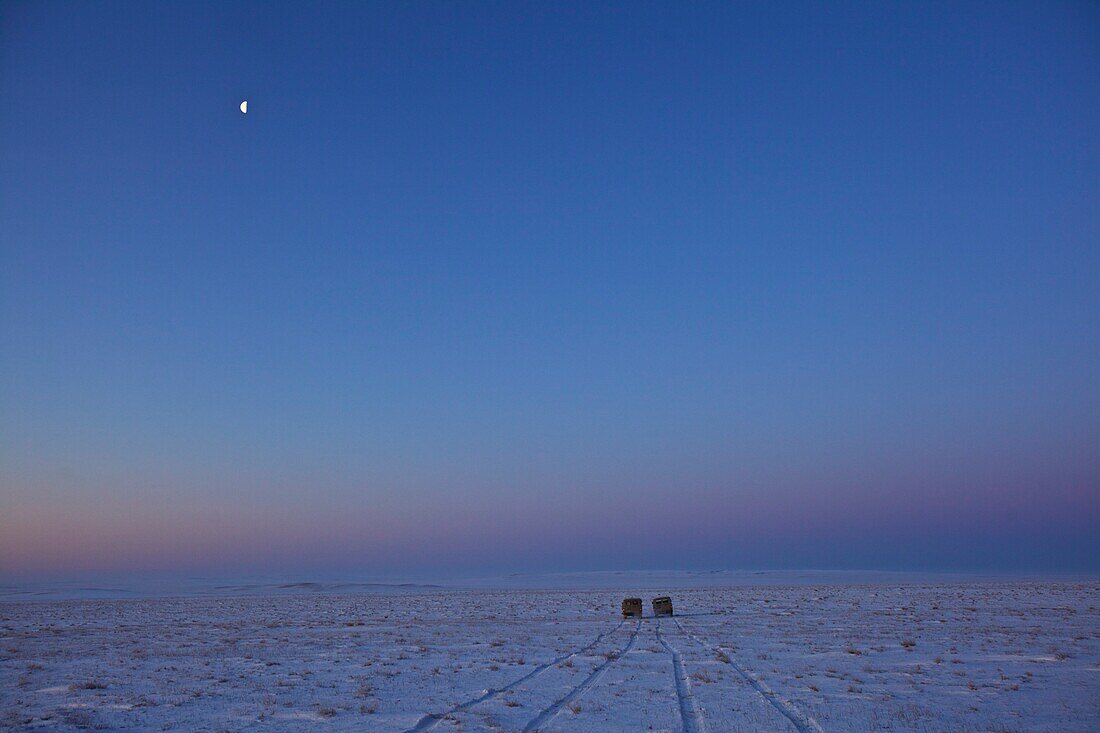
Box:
2;581;1097;731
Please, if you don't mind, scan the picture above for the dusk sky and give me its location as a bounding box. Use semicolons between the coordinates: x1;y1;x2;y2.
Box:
2;1;1098;578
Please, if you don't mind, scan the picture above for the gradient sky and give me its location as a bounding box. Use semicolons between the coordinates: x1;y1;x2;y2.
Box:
2;1;1098;577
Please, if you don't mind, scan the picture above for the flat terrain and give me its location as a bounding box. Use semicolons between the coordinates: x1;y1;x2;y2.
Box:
2;582;1097;731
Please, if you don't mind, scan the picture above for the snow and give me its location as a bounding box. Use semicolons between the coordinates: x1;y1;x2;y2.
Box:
1;580;1097;730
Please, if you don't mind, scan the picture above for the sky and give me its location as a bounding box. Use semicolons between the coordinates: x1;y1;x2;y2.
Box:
1;1;1098;578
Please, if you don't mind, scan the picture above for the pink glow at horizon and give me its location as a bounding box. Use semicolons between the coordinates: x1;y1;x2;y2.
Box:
4;462;1096;575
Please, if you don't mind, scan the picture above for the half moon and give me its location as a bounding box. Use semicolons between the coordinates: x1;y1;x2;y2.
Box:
240;100;248;114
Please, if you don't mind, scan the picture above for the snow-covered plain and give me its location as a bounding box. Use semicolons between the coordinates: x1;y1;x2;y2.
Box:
2;581;1097;731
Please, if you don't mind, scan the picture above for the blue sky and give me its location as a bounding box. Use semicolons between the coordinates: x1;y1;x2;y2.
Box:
1;1;1098;576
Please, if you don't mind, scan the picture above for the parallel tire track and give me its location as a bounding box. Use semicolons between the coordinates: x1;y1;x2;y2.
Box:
403;620;625;733
522;619;641;732
656;617;708;733
672;617;823;733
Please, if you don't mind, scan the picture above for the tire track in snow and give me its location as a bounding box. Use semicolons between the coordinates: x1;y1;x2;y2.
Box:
656;617;708;733
672;617;823;733
521;619;641;732
403;620;626;732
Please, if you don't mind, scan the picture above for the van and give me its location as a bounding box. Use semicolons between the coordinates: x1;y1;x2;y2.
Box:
652;596;673;616
621;597;643;618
